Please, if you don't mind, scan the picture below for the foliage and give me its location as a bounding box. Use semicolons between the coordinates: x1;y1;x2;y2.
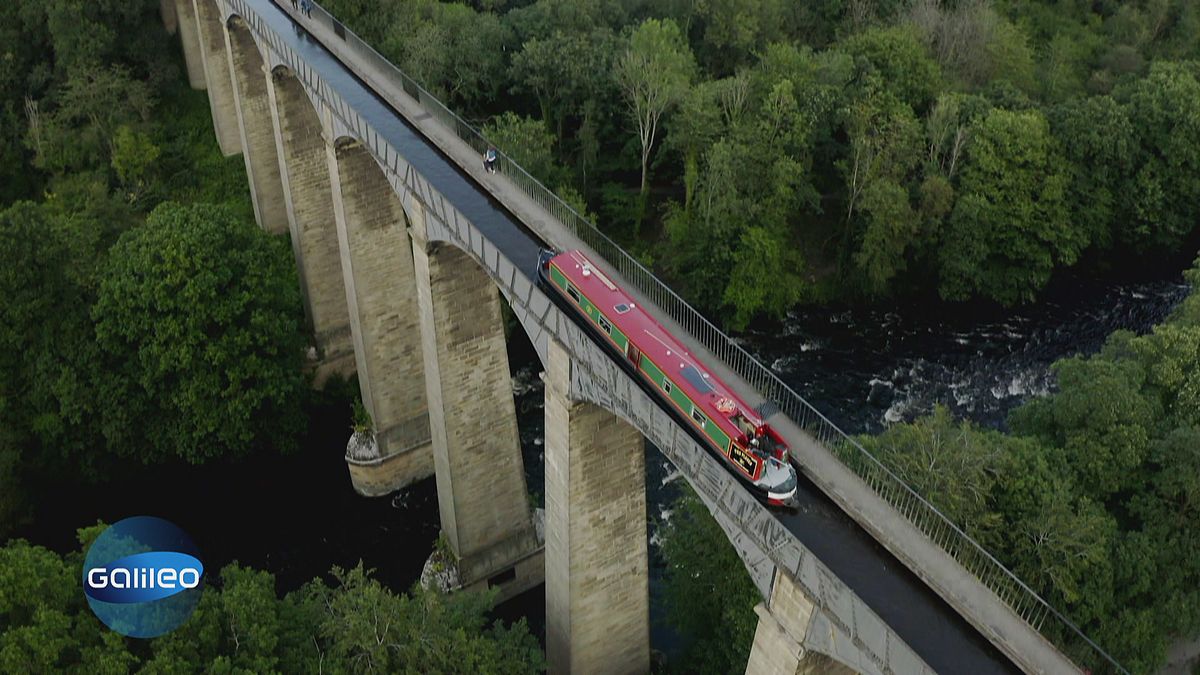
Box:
1114;61;1200;251
319;0;1200;324
840;24;943;111
0;4;267;522
872;255;1200;672
0;535;544;673
614;18;696;200
91;203;307;464
351;397;373;434
483;112;566;188
937;108;1077;304
307;563;544;673
658;488;759;674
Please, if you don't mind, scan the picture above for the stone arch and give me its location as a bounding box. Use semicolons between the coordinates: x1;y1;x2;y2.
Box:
174;0;206;88
225;15;288;234
193;0;241;155
325;134;434;491
401;197;540;597
267;63;354;375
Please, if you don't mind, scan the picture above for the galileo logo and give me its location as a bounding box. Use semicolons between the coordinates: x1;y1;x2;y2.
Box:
82;517;205;638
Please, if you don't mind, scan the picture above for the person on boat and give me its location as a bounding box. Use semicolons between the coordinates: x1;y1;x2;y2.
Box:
483;147;498;174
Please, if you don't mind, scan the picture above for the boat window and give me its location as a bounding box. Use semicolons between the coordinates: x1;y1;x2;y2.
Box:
663;380;672;394
733;414;756;436
614;303;631;314
691;407;708;427
681;365;715;393
566;284;580;303
598;315;612;334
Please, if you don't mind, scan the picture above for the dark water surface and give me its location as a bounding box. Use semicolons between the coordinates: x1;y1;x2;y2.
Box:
742;274;1191;435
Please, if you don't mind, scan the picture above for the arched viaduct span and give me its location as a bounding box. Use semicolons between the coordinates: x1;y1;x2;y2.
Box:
169;0;1121;672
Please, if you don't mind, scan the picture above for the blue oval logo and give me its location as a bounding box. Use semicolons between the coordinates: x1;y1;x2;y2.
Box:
82;517;205;638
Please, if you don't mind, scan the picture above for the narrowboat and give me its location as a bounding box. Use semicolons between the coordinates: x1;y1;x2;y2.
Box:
537;249;799;506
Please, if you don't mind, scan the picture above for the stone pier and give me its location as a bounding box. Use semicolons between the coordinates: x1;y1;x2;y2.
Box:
175;0;206;89
544;339;649;675
225;16;289;235
327;136;434;495
192;0;241;156
161;0;178;35
745;570;859;675
265;66;354;376
409;202;542;603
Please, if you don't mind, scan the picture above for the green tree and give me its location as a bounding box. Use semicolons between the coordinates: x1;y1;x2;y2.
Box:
42;0;168;77
665;76;735;210
92;202;307;463
937;108;1077;304
509;28;618;144
305;563;544;673
614;19;696;202
1010;356;1156;498
433;3;511;108
0;535;135;673
0;534;546;673
861;406;1006;543
483;112;567;188
688;0;793;75
722;225;807;328
1115;60;1200;251
665;69;819;325
110;124;161;204
0;201;106;480
840;25;942;111
659;488;759;674
837;82;923;292
852;179;917;295
1046;96;1135;250
25;66;155;177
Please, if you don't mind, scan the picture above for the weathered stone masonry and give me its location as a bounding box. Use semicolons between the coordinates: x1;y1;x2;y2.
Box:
224;17;289;235
327;136;434;493
265;66;354;374
544;339;650;675
409;200;542;602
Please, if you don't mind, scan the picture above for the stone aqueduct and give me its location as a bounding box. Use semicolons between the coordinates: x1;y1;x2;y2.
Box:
158;0;1087;673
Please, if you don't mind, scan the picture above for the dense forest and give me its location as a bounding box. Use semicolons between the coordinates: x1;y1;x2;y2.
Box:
0;0;305;533
324;0;1200;327
0;527;543;672
0;1;544;670
863;257;1200;672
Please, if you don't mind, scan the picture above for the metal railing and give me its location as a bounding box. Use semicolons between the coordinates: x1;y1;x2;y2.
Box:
254;0;1128;671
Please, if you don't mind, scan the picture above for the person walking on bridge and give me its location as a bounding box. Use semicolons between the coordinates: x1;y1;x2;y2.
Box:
483;147;498;174
290;0;298;10
300;0;312;17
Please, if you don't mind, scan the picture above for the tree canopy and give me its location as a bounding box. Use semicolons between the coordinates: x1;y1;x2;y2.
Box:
321;0;1200;322
92;202;307;463
0;532;545;673
0;0;306;534
865;255;1200;672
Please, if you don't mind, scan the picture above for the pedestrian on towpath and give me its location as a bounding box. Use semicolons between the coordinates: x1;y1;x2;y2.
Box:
483;147;498;174
300;0;313;18
290;0;298;10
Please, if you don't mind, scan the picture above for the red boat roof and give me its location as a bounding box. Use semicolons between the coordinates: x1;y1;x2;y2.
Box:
550;250;765;442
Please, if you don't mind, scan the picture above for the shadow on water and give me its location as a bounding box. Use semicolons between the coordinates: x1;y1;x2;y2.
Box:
14;384;440;595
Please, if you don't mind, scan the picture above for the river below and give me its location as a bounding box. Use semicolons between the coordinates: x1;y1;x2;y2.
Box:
12;262;1192;662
